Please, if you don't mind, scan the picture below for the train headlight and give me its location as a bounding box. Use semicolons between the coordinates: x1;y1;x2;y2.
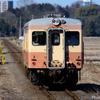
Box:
52;18;61;26
52;18;66;26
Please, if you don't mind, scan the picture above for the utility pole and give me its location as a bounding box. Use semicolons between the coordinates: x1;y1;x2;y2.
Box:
32;14;34;19
19;16;22;37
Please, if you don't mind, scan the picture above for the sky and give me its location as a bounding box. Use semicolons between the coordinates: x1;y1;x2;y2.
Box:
13;0;99;8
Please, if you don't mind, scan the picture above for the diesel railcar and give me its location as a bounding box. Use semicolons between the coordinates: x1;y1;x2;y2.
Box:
22;17;84;85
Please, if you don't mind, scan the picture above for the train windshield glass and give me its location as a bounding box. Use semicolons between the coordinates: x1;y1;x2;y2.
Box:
32;32;46;45
52;33;60;45
65;31;79;46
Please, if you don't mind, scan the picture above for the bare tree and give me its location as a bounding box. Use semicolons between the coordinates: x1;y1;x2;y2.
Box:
17;0;34;8
53;4;58;11
17;0;34;18
0;11;16;18
70;1;83;8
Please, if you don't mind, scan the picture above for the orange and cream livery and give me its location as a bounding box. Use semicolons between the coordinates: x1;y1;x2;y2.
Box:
22;17;84;85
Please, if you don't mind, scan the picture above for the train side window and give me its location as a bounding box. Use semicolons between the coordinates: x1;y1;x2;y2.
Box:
32;32;46;46
65;31;79;46
52;33;60;45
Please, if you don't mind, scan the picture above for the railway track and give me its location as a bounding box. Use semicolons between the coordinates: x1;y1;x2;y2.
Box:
40;85;82;100
4;39;23;65
3;39;83;100
39;86;56;100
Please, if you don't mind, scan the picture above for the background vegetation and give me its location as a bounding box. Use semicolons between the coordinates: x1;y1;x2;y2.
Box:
0;0;100;37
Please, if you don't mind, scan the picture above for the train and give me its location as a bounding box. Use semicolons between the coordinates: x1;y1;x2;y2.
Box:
22;17;84;86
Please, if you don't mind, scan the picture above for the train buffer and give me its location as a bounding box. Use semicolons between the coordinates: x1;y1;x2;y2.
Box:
0;55;5;65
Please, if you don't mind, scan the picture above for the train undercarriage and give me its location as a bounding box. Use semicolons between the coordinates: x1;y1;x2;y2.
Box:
25;66;80;86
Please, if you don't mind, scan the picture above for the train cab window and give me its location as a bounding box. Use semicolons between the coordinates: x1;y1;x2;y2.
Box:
52;33;60;45
32;32;46;46
65;31;79;46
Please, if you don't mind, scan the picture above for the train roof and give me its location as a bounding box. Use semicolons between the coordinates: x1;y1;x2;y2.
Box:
24;18;82;27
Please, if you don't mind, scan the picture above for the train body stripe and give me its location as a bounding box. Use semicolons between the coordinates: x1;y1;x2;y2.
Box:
23;51;83;69
27;25;82;30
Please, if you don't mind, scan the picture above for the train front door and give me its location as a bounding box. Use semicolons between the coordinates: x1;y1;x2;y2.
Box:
47;28;65;69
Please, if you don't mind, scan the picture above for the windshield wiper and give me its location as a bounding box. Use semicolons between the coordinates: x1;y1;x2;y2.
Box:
68;40;74;47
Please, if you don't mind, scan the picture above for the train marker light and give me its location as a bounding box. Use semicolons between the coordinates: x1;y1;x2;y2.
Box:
77;62;80;65
32;62;36;65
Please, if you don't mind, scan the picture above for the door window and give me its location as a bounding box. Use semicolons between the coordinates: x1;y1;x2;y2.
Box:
52;33;60;45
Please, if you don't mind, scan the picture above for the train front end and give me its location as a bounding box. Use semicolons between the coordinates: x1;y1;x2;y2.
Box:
23;18;84;85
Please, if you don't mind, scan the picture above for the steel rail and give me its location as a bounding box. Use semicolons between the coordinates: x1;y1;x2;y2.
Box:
5;40;22;54
39;86;56;100
65;89;83;100
3;40;24;66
